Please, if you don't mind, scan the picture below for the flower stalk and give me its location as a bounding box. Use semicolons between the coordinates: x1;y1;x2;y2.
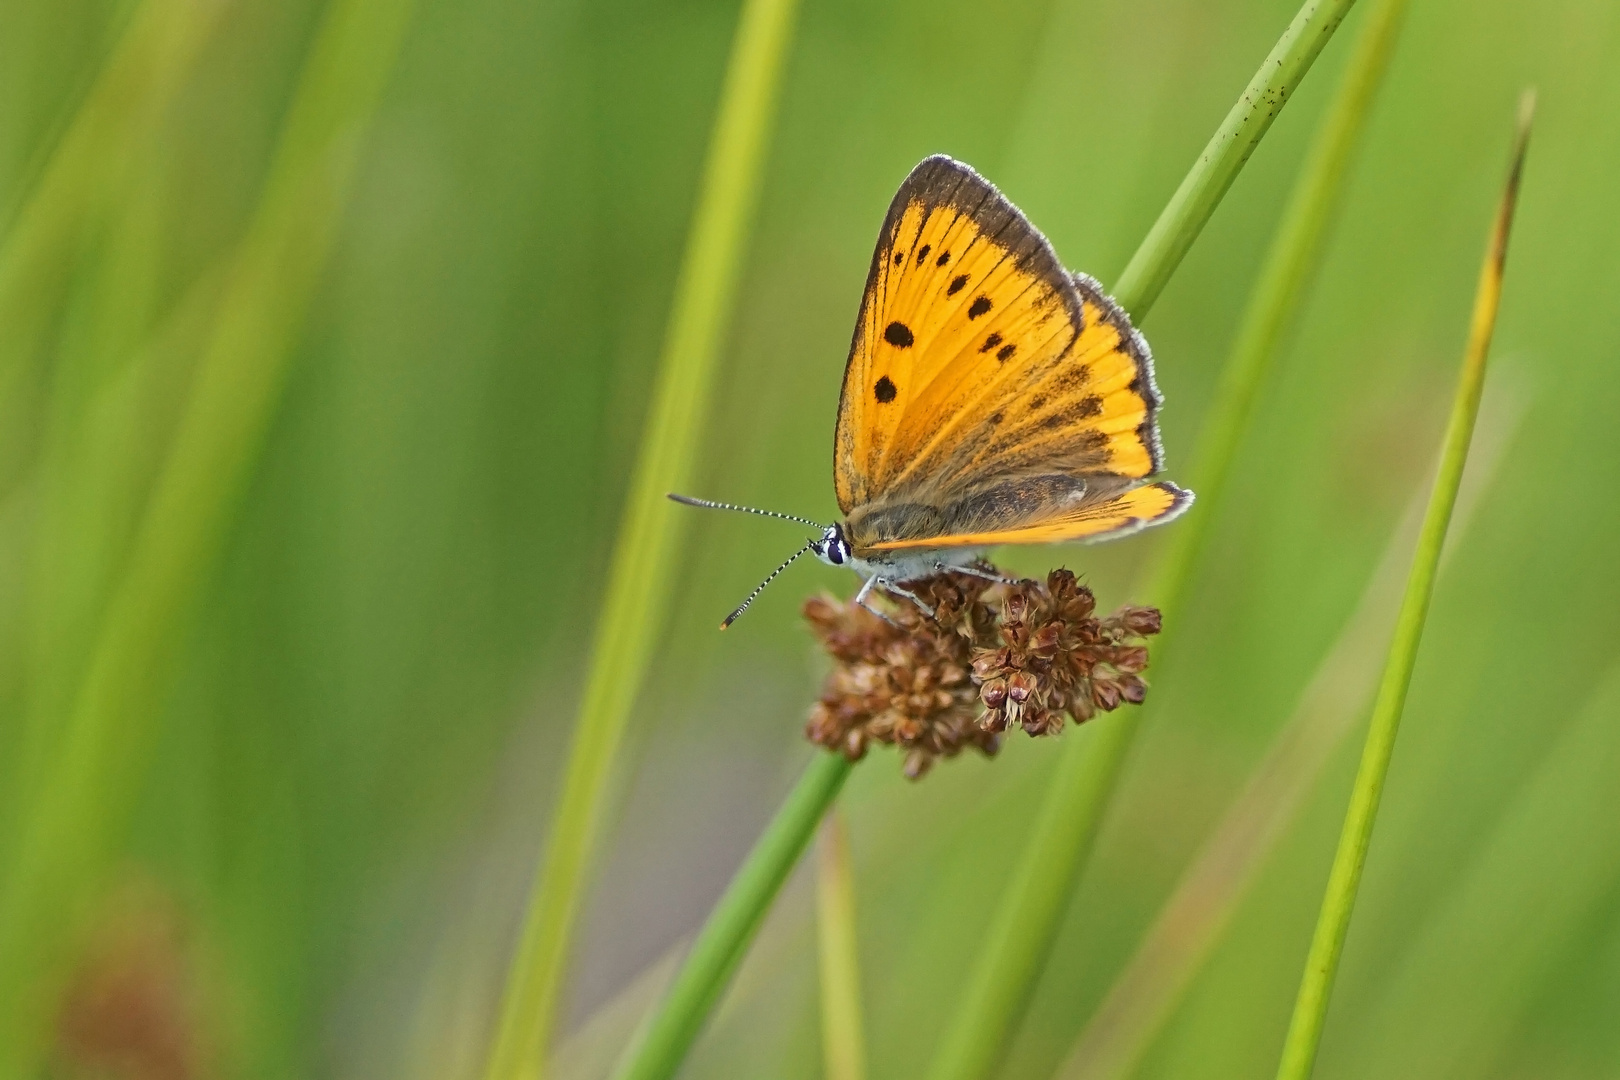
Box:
610;752;853;1080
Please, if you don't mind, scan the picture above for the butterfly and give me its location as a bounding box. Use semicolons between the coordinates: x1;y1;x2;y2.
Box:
674;155;1192;627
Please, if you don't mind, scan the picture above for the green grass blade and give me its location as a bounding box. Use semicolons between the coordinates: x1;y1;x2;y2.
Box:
1143;0;1411;609
818;810;868;1080
0;0;418;1066
1272;92;1534;1080
925;3;1366;1078
1111;0;1360;318
0;0;223;465
480;1;802;1076
610;753;853;1080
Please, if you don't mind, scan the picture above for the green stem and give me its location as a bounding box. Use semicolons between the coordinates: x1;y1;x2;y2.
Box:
480;1;802;1076
1144;0;1411;610
1273;93;1532;1080
818;809;868;1080
926;4;1362;1079
1112;0;1360;318
611;753;854;1080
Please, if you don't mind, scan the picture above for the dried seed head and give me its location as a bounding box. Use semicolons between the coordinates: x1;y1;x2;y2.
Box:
804;567;1162;778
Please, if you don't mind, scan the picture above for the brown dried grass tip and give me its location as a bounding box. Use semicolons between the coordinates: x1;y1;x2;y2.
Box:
804;568;1161;779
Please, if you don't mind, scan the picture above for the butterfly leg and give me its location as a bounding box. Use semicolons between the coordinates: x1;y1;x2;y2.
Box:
941;560;1025;586
853;575;900;626
878;579;937;619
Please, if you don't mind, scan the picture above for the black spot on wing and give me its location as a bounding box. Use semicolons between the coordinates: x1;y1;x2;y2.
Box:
968;296;992;319
884;321;914;348
948;274;969;296
916;244;931;264
996;343;1016;362
936;250;951;266
1077;395;1102;418
893;251;904;266
874;376;897;403
978;332;1002;354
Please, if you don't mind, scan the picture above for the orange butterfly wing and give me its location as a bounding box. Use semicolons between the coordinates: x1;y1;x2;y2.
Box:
833;156;1187;550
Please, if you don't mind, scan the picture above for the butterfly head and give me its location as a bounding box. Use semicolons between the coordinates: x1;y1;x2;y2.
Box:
809;523;850;567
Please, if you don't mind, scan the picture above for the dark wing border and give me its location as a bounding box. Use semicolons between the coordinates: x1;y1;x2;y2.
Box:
1071;271;1166;474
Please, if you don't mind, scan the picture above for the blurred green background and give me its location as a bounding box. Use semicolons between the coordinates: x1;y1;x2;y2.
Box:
1;0;1617;1077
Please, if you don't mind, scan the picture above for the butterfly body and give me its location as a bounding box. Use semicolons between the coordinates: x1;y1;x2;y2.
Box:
807;520;983;584
674;155;1192;627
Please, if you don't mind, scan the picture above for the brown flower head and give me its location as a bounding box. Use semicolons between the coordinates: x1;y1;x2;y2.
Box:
804;568;1161;778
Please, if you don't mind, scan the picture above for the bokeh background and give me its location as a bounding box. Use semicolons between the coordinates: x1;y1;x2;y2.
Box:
1;0;1617;1077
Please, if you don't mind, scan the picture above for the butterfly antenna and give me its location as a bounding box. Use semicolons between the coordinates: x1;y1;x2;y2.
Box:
721;541;813;630
668;493;822;529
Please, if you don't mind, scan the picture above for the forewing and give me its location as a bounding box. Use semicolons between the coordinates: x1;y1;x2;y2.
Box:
833;156;1083;514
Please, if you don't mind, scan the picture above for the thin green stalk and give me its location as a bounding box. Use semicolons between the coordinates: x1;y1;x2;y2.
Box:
1144;0;1411;610
1273;93;1533;1080
818;810;868;1080
926;3;1363;1077
481;1;802;1076
611;753;854;1080
1111;0;1360;317
0;0;417;1067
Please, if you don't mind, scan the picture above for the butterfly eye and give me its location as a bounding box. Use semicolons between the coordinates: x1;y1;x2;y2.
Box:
812;526;846;565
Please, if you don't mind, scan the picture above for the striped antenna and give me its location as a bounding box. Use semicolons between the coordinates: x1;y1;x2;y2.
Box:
722;541;813;630
668;493;822;528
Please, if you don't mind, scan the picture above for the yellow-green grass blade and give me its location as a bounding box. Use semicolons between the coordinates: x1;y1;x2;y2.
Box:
1052;387;1524;1080
19;144;173;793
0;0;223;478
0;0;418;1066
818;809;868;1080
1273;91;1534;1080
926;1;1376;1076
1330;661;1620;1077
480;0;802;1076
